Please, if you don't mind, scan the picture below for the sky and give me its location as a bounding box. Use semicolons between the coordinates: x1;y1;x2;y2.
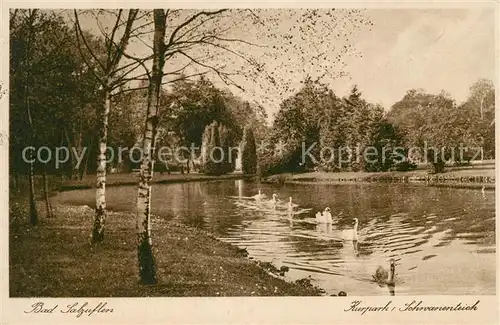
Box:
73;8;496;122
239;8;495;121
336;9;496;111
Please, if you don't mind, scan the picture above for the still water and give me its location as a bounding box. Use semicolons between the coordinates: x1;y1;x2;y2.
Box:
55;180;496;295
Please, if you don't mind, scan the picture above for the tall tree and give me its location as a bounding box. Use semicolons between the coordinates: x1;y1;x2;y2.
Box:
241;126;257;174
74;9;140;243
11;9;39;225
387;89;464;173
459;79;495;159
201;121;223;175
136;9;166;285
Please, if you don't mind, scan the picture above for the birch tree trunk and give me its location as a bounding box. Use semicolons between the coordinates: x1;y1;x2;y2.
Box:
74;9;138;244
91;91;110;243
137;9;166;285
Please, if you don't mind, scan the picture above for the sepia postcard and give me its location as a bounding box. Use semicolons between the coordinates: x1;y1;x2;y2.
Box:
0;0;498;324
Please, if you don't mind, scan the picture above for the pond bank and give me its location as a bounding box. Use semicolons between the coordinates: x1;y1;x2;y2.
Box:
58;172;254;192
9;201;325;297
264;167;495;190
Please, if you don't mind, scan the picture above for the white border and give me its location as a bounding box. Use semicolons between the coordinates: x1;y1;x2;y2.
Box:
0;1;498;324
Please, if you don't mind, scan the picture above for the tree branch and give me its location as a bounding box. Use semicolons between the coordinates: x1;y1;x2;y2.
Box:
167;9;228;47
107;9;123;65
176;50;243;90
74;10;107;73
73;20;106;88
108;9;139;72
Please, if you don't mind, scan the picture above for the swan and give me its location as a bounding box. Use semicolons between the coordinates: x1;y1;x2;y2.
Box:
373;259;395;285
323;207;333;223
341;218;359;241
263;193;280;208
315;211;323;223
352;217;359;241
315;207;332;223
287;197;294;216
251;190;266;201
288;197;299;208
372;259;396;295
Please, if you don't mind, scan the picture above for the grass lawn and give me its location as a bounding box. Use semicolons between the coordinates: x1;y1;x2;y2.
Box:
9;199;324;297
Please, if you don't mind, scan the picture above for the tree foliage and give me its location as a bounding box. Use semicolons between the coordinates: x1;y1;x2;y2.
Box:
241;126;257;174
266;78;386;174
386;85;493;173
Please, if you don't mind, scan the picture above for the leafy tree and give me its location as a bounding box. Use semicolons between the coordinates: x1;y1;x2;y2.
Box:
387;89;466;173
10;10;100;223
218;123;235;174
364;120;404;172
241;126;257;174
269;79;385;173
162;77;232;170
459;79;495;159
272;78;329;171
202;121;223;175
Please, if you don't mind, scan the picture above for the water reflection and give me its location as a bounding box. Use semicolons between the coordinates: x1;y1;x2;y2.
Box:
54;180;496;295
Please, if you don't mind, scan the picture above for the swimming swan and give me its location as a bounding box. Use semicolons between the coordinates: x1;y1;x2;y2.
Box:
315;207;333;223
373;259;396;295
323;207;333;223
288;197;299;210
252;190;267;201
265;193;280;208
342;218;359;241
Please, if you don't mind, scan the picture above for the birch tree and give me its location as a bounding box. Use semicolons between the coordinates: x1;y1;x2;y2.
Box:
74;9;140;243
136;9;166;284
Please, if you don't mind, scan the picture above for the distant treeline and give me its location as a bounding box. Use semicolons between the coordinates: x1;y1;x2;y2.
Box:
259;78;494;175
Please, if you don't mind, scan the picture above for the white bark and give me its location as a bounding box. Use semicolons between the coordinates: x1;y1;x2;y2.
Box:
137;9;166;284
91;92;110;242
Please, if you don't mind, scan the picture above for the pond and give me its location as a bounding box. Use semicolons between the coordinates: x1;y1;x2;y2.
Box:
54;180;496;296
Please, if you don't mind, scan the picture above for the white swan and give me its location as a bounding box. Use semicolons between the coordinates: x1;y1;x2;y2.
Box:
342;217;359;241
287;197;299;210
315;211;323;223
315;207;332;223
264;193;280;208
323;207;333;223
353;217;359;241
251;190;266;201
